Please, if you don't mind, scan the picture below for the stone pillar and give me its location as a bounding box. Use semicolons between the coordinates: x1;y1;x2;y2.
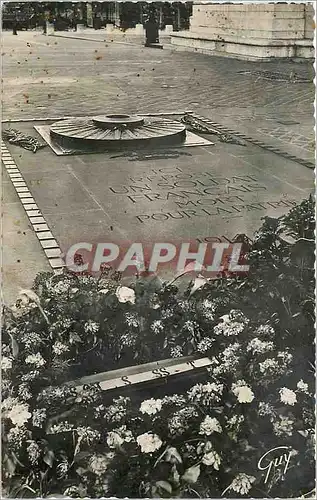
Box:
86;2;93;27
165;25;174;34
176;4;181;30
114;1;120;26
135;23;144;35
139;3;143;24
159;4;163;27
170;2;314;60
46;22;55;35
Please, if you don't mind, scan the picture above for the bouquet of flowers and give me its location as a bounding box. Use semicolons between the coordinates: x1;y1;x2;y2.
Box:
2;198;315;498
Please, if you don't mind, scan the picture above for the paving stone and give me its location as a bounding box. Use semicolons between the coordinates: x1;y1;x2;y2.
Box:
44;247;62;258
40;239;59;249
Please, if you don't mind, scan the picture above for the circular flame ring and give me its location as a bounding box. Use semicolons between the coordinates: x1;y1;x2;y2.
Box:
50;115;186;150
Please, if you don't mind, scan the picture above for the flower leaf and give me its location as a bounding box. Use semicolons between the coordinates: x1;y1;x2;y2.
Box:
8;334;19;359
171;464;180;485
181;464;201;484
155;480;173;494
69;332;83;343
165;446;182;464
190;276;207;295
298;430;308;437
74;451;91;463
3;454;16;476
43;450;55;468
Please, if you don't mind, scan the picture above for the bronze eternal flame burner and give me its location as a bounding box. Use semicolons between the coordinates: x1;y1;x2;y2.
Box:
49;114;187;151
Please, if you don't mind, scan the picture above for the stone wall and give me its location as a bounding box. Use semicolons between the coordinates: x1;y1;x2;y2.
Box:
171;2;314;60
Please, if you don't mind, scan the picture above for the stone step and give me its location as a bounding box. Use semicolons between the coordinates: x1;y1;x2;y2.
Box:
144;42;163;49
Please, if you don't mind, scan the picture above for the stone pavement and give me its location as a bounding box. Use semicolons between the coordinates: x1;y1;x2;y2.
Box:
1;30;315;304
2;165;51;305
2;31;314;160
52;27;171;46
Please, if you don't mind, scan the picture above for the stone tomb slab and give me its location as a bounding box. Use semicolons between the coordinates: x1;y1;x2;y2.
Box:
3;120;314;274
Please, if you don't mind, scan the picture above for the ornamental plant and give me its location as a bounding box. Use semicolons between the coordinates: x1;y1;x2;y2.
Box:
1;197;315;498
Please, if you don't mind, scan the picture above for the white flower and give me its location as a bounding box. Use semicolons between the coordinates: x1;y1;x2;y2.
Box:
273;416;294;437
161;308;174;319
118;425;134;443
297;379;309;393
258;402;275;419
99;288;109;295
232;382;254;403
151;319;164;333
53;281;70;294
202;299;216;311
106;431;124;449
25;352;46;368
203;309;215;321
228;473;256;495
227;415;245;430
7;403;32;427
247;338;274;354
125;312;139;327
214;312;246;336
47;422;74;434
52;342;69;355
140;398;162;416
197;337;214;353
170;345;183;358
220;313;230;323
77;426;101;444
116;286;135;304
256;324;275;338
199;416;222;435
183;320;196;333
106;426;134;447
32;408;47;427
1;356;13;370
27;441;41;464
202;449;221;470
18;383;32;401
280;387;297;406
136;432;162;453
84;320;99;333
7;426;28;449
188;382;224;406
277;351;293;364
89;454;109;475
259;358;279;374
211;343;240;376
61;318;72;329
63;486;87;498
2;397;19;411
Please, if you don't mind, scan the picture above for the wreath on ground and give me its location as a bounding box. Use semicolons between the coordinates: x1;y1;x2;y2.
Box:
2;197;315;498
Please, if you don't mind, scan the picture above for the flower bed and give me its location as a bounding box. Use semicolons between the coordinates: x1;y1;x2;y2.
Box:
2;198;315;498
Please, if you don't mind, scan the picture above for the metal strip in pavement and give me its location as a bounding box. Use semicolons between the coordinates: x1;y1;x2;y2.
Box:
2;111;193;123
191;113;315;169
49;32;144;48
